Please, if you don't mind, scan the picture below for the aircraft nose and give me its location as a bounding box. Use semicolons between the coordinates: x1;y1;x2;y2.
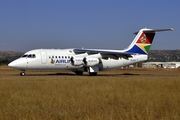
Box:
8;61;17;68
8;58;27;69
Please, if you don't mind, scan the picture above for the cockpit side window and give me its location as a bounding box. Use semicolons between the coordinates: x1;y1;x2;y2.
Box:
32;54;36;58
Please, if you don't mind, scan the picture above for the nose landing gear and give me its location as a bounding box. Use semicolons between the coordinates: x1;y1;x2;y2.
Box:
20;71;25;76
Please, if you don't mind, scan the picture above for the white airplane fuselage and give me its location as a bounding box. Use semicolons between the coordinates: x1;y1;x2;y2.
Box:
8;28;173;76
9;49;147;71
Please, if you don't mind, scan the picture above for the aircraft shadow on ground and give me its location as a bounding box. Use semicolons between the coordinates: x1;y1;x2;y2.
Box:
15;73;179;77
47;72;140;76
5;71;140;76
25;73;140;76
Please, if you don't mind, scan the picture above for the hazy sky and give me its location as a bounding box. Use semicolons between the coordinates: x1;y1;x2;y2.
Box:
0;0;179;52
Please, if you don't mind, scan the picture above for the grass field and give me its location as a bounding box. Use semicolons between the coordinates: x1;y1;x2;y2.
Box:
0;66;180;120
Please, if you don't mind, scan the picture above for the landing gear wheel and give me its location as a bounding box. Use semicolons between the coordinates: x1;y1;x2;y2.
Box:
20;71;25;76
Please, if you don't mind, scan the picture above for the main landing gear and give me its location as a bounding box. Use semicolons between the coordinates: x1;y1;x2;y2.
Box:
20;71;25;76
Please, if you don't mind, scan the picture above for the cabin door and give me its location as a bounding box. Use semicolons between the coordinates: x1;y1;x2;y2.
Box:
41;51;47;64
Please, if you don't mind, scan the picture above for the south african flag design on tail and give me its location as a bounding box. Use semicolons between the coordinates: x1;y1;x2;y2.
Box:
126;28;173;54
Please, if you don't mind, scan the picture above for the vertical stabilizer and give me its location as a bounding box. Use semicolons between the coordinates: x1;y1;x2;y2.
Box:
125;28;173;54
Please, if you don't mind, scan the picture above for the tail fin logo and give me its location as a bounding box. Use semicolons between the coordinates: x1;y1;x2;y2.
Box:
135;32;155;54
140;34;146;43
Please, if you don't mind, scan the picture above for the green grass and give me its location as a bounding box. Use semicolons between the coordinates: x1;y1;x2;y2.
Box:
0;68;180;119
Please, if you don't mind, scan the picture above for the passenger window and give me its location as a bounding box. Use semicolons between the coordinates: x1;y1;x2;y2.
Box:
52;56;54;58
65;56;67;59
59;56;61;58
55;56;57;58
62;56;64;58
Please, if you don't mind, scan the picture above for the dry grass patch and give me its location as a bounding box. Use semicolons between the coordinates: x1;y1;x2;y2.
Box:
0;69;180;119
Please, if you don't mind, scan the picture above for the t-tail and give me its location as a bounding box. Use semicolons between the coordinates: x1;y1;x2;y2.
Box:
125;28;174;54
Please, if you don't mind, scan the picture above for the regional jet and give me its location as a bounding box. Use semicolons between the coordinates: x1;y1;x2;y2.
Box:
8;28;173;76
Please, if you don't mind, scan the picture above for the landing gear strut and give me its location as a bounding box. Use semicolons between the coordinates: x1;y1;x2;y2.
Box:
87;66;98;76
20;71;25;76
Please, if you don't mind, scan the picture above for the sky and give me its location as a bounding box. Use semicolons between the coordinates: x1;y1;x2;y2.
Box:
0;0;179;52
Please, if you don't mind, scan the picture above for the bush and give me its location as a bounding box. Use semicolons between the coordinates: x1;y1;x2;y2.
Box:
0;60;10;65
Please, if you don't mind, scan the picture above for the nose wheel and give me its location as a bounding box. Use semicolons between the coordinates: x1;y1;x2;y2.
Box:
20;71;25;76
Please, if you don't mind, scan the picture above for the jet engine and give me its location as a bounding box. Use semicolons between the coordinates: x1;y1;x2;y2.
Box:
70;57;84;66
83;57;100;67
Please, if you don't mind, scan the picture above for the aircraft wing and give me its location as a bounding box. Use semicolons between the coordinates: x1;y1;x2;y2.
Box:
73;48;133;59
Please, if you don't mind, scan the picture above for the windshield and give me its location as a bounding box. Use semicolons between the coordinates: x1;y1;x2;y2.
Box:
21;54;36;58
21;54;28;57
28;54;36;58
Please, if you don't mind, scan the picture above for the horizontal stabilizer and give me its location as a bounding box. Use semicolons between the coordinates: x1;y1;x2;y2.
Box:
134;28;174;34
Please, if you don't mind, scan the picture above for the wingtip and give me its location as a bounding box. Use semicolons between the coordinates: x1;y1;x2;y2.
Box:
170;28;174;31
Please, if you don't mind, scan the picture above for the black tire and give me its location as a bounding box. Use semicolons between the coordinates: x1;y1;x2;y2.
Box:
20;72;25;76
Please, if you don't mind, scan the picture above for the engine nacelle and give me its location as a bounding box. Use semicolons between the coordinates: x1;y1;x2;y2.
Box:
70;57;84;66
83;57;100;67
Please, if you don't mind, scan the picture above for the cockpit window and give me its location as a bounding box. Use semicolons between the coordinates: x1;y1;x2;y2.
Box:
21;54;36;58
32;54;36;58
28;54;36;58
21;54;28;57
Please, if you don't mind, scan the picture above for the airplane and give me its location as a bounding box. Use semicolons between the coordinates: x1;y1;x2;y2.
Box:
8;28;173;76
